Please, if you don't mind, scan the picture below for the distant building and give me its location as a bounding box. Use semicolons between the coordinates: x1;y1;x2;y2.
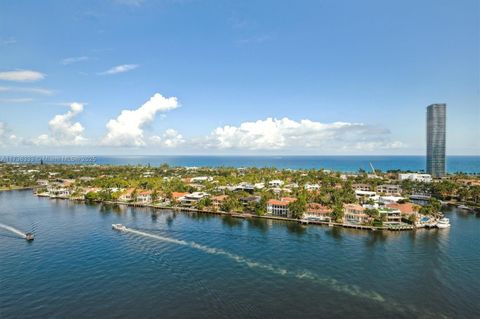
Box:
376;184;402;195
426;104;446;178
398;173;432;183
268;180;284;187
352;183;371;192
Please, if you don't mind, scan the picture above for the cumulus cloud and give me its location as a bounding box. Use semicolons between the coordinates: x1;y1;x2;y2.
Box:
102;93;179;146
100;64;138;75
34;103;87;146
0;70;45;82
61;56;89;65
204;117;404;152
149;129;185;148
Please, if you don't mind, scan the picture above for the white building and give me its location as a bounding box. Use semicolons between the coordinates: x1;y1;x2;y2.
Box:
268;180;284;187
304;183;321;191
190;176;213;183
398;173;432;183
267;197;296;217
180;192;209;206
377;184;402;195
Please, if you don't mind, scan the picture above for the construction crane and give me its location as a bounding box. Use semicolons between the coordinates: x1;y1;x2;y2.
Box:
369;162;377;177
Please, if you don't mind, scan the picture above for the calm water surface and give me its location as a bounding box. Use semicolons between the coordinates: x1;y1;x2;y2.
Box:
1;190;479;319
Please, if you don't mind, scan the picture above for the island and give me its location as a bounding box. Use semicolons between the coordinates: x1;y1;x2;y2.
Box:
1;162;479;231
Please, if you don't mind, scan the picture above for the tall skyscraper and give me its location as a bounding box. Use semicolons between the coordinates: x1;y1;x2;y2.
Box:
426;104;446;178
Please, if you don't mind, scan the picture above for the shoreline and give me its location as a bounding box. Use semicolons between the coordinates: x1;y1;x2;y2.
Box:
37;193;418;232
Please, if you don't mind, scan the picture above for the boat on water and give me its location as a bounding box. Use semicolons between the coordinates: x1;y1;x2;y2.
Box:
25;232;34;241
112;224;127;232
458;205;473;211
437;218;451;229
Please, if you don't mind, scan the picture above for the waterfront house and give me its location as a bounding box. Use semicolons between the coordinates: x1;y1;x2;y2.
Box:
47;185;71;198
180;192;209;206
386;202;420;220
172;192;190;202
240;196;261;206
343;204;369;224
211;195;228;210
304;203;332;221
119;188;136;202
136;190;153;204
267;197;296;217
378;207;402;225
377;184;402;195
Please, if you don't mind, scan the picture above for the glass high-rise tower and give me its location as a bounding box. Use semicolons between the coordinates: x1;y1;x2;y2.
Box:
426;104;446;178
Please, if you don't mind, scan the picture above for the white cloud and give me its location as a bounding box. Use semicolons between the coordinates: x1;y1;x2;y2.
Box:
100;64;138;75
102;93;179;146
0;70;45;82
61;56;89;65
204;117;405;152
34;103;87;146
0;86;54;95
114;0;144;5
0;98;35;103
0;122;21;146
149;129;185;148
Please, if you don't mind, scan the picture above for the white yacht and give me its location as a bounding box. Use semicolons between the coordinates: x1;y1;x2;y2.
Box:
437;218;451;229
112;224;127;232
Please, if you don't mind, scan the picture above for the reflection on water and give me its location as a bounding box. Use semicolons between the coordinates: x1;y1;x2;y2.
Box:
221;215;243;228
246;218;269;233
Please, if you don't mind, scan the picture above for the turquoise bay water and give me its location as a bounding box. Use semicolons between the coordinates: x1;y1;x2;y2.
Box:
1;190;479;318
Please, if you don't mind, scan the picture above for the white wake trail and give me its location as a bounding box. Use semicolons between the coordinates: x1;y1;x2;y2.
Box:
0;223;27;238
124;227;385;302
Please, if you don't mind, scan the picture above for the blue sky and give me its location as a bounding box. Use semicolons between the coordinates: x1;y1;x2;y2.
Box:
0;0;478;155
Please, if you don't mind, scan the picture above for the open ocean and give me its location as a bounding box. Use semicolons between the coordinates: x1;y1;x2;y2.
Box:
43;155;480;173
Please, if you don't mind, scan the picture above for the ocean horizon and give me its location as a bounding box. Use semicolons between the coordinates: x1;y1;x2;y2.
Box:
2;155;479;173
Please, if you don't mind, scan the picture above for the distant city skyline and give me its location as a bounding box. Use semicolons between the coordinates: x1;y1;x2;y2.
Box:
0;0;478;155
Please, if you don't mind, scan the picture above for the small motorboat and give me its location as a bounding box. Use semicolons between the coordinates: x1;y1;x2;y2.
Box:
112;224;127;232
458;205;472;211
25;232;34;241
437;218;451;229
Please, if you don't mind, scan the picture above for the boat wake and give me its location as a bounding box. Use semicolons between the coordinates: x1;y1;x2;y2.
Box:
0;223;28;239
123;227;384;302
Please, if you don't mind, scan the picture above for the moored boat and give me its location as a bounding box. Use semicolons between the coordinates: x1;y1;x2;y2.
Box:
437;218;451;229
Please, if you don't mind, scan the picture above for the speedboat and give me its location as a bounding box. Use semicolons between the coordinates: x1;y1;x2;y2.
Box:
458;205;472;211
437;218;451;229
25;232;34;241
112;224;127;232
